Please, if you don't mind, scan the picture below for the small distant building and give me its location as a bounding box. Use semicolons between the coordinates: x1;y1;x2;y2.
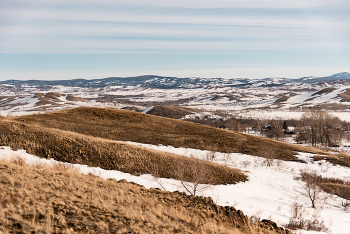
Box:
284;126;295;135
263;125;272;130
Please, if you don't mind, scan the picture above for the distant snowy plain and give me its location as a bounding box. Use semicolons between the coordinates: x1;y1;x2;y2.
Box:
2;84;350;122
1;142;350;234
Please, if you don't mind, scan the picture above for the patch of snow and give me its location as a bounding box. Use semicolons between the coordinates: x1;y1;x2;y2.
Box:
142;106;154;113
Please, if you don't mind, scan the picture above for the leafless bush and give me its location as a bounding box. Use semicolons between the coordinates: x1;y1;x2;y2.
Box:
175;157;211;196
299;170;325;209
249;210;262;223
206;151;217;161
286;202;328;231
240;161;251;168
223;153;231;166
144;159;167;191
261;145;275;167
305;211;328;232
286;202;307;229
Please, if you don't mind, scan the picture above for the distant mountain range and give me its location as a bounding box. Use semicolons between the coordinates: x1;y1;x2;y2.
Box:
1;72;350;89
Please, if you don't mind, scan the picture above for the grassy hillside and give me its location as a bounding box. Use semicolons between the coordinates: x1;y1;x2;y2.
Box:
0;159;291;234
147;105;198;119
13;107;327;161
0;117;246;185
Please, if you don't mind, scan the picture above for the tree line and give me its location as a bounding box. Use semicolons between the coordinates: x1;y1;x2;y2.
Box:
187;109;350;147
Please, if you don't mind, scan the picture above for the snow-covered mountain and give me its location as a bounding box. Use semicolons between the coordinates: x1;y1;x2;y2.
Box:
1;72;350;118
1;72;350;89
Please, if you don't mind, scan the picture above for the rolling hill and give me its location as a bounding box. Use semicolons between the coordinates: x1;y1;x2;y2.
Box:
0;116;245;185
12;107;327;161
0;158;290;234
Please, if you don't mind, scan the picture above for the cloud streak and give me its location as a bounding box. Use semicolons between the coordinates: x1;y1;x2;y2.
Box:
3;0;350;9
0;0;349;79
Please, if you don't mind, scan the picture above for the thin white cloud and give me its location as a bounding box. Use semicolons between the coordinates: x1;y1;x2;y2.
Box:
0;0;348;79
1;36;348;54
2;0;350;9
0;8;344;29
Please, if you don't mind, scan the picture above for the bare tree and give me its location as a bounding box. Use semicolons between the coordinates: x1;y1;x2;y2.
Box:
225;118;243;132
301;109;341;146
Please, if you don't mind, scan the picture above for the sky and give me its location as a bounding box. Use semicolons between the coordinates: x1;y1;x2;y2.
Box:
0;0;349;81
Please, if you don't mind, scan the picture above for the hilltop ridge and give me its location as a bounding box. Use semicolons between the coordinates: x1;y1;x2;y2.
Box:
12;107;326;161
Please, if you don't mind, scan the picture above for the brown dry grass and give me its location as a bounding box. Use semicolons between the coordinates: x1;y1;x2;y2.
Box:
311;88;336;96
0;159;290;234
0;118;246;185
12;107;327;162
300;171;350;200
147;105;198;119
313;153;350;168
338;89;350;102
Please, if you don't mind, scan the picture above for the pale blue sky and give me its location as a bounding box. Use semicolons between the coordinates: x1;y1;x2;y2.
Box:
0;0;349;80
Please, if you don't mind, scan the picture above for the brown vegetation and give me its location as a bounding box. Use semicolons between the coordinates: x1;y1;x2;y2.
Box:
313;153;350;168
300;170;350;201
0;159;290;234
66;94;86;102
300;109;341;147
286;202;328;231
147;105;198;119
12;107;328;161
338;89;350;102
311;88;336;96
0;117;246;185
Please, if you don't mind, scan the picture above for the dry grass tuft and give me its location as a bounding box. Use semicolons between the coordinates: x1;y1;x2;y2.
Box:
0;159;290;234
10;156;26;166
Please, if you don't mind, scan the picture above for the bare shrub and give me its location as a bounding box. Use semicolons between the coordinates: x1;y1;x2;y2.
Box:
260;145;276;167
240;161;251;168
223;152;231;166
206;151;217;161
286;202;306;229
299;170;325;209
286;203;328;232
249;210;262;223
305;211;328;232
175;157;211;196
144;159;167;191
